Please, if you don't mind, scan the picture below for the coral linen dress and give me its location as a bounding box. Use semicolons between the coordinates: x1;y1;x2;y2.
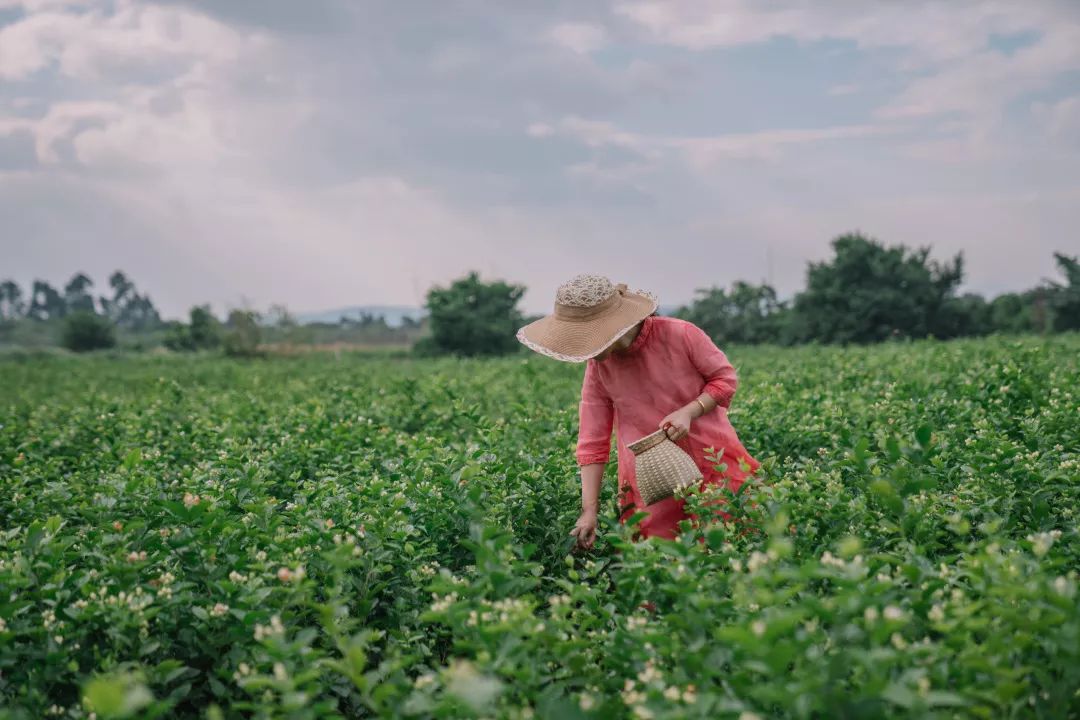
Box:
576;316;759;539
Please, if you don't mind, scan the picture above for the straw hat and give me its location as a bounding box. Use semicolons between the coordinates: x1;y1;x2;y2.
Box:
516;274;658;362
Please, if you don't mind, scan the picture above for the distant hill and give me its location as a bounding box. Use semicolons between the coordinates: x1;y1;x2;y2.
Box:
296;306;426;327
296;303;678;327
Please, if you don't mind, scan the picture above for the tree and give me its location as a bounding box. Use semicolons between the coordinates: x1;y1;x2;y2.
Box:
0;280;25;321
424;272;525;356
100;271;133;320
99;271;161;331
189;306;222;349
792;233;964;344
675;281;789;345
61;311;116;352
164;305;222;352
935;293;993;338
1048;253;1080;332
28;280;64;321
223;309;262;357
64;273;96;314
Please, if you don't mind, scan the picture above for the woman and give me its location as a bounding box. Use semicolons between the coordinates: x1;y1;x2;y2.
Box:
517;274;759;547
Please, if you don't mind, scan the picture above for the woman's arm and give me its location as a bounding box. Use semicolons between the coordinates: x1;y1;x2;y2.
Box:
570;463;605;550
659;323;735;440
684;323;738;408
659;392;716;441
576;360;614;465
572;362;613;550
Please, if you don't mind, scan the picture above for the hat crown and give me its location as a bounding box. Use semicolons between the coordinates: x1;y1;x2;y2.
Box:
555;274;620;308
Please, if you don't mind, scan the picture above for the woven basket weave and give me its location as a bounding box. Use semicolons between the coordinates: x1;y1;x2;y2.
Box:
628;429;703;506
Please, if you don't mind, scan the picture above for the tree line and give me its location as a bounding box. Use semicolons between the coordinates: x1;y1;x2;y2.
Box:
3;233;1077;355
421;234;1079;357
0;272;425;354
673;234;1079;346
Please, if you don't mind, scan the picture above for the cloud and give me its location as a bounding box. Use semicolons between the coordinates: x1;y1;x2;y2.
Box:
2;0;1078;317
829;84;859;96
1034;95;1080;142
536;115;895;165
0;2;258;81
547;21;609;54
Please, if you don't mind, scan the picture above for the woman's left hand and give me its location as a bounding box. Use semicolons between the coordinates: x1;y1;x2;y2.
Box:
660;408;693;442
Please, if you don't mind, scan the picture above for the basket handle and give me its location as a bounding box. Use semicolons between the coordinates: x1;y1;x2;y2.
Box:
661;420;676;441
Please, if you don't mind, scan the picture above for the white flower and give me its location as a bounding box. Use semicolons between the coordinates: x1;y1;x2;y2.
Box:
1054;576;1075;598
636;660;663;684
254;614;285;641
0;618;6;632
255;550;267;562
928;604;945;622
211;603;229;617
273;662;287;681
891;632;907;649
663;686;681;701
883;605;904;622
183;492;200;508
820;551;845;568
729;558;743;572
579;693;595;710
751;620;766;637
739;713;763;720
1027;531;1059;558
747;551;769;573
633;706;654;719
864;607;879;624
415;673;436;689
277;567;293;582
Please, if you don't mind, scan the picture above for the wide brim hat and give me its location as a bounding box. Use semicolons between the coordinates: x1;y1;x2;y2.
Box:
516;274;658;363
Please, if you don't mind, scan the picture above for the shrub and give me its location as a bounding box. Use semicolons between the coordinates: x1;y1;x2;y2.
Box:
425;272;525;357
60;311;116;352
223;309;262;357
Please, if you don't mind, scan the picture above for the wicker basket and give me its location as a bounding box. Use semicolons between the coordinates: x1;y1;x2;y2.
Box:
628;428;703;506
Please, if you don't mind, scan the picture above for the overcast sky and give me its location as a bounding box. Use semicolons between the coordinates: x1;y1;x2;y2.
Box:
2;0;1078;318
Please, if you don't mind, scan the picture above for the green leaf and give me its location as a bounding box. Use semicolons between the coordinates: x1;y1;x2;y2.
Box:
881;682;918;709
83;674;154;719
122;448;142;470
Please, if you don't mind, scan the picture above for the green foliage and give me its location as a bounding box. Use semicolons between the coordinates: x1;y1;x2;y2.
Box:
28;280;65;321
793;233;965;344
60;311;117;352
64;273;96;315
425;272;525;357
223;309;262;358
190;306;223;349
164;306;223;352
99;271;162;332
675;282;791;345
1050;253;1080;332
1;336;1078;717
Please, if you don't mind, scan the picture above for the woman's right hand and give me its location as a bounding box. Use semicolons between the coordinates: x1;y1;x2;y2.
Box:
570;510;598;550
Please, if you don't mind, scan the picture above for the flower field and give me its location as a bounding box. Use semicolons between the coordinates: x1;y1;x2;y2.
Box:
2;336;1079;719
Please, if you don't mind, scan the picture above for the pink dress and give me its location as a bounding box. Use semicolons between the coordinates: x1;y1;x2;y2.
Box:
577;316;759;539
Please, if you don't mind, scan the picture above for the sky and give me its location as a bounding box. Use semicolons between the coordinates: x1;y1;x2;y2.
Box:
1;0;1079;319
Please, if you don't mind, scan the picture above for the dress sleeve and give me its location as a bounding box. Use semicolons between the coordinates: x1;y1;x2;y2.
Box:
576;360;614;466
685;322;738;408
